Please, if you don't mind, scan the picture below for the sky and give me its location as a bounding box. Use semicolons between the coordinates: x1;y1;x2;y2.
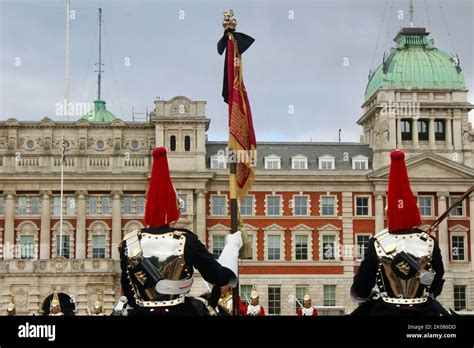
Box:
0;0;473;142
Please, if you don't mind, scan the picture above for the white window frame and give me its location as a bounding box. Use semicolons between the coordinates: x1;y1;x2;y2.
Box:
355;233;372;261
418;195;434;217
449;225;469;262
352;155;369;170
354;195;371;217
87;221;111;259
265;194;283;216
239;195;255;216
52;221;75;258
292;194;310;216
15;221;39;260
16;195;40;216
264;155;281;170
323;285;337;307
449;196;465;217
264;224;285;261
291;224;313;261
210;153;227;169
318;224;341;261
320;195;337;216
210;194;227;216
121;195;146;216
207;224;230;258
318;155;335;170
291;155;308;170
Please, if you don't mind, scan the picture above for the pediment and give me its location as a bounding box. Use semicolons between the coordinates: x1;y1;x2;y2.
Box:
369;153;474;180
39;117;56;127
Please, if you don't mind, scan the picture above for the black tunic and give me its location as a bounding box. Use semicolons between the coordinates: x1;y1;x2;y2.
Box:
119;226;234;315
350;229;447;316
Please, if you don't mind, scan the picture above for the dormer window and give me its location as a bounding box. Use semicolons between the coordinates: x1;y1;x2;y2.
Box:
291;155;308;169
265;155;281;169
318;155;335;170
210;153;227;169
352;155;369;170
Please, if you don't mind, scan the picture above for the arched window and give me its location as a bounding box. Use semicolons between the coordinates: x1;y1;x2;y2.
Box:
170;135;176;151
184;136;191;151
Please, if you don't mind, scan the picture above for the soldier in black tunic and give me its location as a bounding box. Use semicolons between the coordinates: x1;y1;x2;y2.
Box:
118;147;242;315
350;150;448;316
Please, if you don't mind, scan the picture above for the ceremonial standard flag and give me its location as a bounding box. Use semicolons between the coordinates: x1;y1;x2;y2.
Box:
218;29;256;202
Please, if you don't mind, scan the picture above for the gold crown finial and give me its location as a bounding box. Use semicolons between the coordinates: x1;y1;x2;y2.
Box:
223;9;237;30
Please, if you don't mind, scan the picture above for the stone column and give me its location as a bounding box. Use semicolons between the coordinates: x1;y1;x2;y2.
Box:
470;195;474;271
437;192;450;271
195;189;207;242
429;118;436;148
75;190;87;259
375;193;385;232
111;190;122;260
446;118;453;149
412;117;419;147
396;118;402;149
3;190;16;259
39;190;52;259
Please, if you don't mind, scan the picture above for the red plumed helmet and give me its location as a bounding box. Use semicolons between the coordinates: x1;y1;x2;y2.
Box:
144;147;180;228
387;150;422;231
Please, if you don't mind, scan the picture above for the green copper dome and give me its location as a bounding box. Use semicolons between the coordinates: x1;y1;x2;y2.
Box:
81;100;118;123
364;28;466;101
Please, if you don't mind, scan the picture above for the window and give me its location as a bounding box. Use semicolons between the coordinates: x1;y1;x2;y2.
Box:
130;140;140;151
295;286;307;313
453;285;467;311
266;196;281;216
319;156;335;170
268;286;281;315
0;196;4;215
356;235;371;260
66;196;75;216
136;196;145;215
88;196;98;215
210;154;227;169
418;119;429;140
401;119;412;140
211;196;226;216
20;235;35;259
435;120;446;140
170;135;176;151
322;235;336;260
295;235;308;260
92;235;106;259
451;235;465;261
17;196;27;215
321;196;336;216
418;196;433;216
292;157;308;169
353;159;368;170
56;235;70;258
293;196;308;216
355;196;370;216
184;136;191;151
323;285;336;306
268;235;281;260
242;235;254;260
101;196;111;215
449;196;464;217
96;140;105;150
17;195;39;216
26;139;35;150
178;194;187;213
240;285;252;305
212;235;225;258
239;196;253;216
265;156;281;169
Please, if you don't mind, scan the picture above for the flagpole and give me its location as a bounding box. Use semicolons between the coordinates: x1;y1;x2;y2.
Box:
59;131;65;257
229;161;239;315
